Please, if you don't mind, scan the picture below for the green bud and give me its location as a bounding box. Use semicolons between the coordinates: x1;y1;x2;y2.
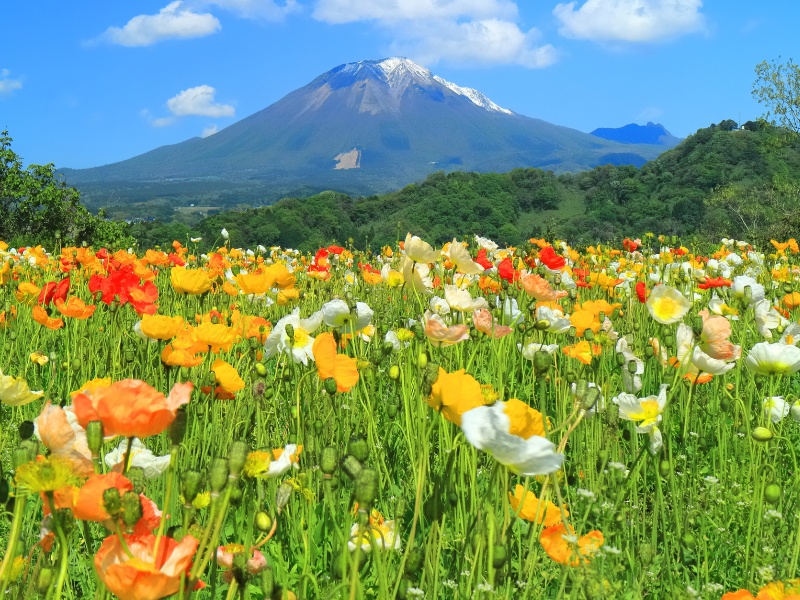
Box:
682;533;696;549
659;460;671;478
615;352;627;367
227;440;249;478
181;470;203;504
354;468;380;510
284;324;295;342
534;319;551;331
103;487;123;520
313;419;324;435
37;567;54;594
751;427;774;442
574;379;588;401
565;370;578;385
86;421;104;457
348;435;369;463
387;401;399;419
209;457;229;494
627;360;639;375
168;407;188;446
764;483;782;505
255;511;273;532
323;377;338;394
20;438;39;463
341;455;363;480
388;365;400;380
417;352;428;369
121;491;143;530
320;447;338;475
583;328;595;341
276;481;293;513
255;362;268;377
533;351;552;376
581;387;601;411
126;467;146;495
644;345;655;358
492;544;507;569
405;547;424;575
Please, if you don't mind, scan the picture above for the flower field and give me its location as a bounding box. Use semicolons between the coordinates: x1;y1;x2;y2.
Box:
1;233;800;600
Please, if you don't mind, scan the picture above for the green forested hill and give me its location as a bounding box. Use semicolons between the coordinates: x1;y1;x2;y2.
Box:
129;120;800;251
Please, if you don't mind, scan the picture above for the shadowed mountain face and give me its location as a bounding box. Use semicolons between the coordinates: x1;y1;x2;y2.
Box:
63;58;670;197
590;122;682;147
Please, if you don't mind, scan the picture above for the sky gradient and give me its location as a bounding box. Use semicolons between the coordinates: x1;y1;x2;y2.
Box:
1;1;797;169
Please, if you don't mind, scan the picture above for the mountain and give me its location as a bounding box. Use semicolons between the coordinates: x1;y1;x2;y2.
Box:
590;122;681;146
63;58;672;203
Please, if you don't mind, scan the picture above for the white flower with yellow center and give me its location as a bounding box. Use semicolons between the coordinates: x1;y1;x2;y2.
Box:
444;284;488;313
613;384;668;454
731;275;765;305
763;397;790;424
745;342;800;376
461;399;564;476
321;299;373;333
105;438;170;479
646;285;691;324
264;308;323;365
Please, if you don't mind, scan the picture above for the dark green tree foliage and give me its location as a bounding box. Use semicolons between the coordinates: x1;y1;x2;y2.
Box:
0;131;133;248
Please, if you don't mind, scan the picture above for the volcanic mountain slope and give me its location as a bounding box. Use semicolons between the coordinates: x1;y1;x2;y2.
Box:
64;58;669;197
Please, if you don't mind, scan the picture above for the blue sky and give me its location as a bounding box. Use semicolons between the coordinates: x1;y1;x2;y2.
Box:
1;1;798;169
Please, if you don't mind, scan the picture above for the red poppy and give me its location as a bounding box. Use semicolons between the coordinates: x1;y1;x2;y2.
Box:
497;257;519;283
538;246;566;271
38;278;70;306
622;238;639;252
475;249;494;270
698;277;732;290
635;281;648;303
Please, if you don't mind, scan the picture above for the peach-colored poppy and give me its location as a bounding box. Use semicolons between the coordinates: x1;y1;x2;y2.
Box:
520;273;567;302
35;402;93;477
424;312;469;347
540;522;603;566
54;297;97;319
94;532;200;600
313;332;359;392
698;312;740;360
73;380;192;439
473;309;513;339
32;305;64;330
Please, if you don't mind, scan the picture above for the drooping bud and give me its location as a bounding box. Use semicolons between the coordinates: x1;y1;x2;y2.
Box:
583;329;595;341
276;482;293;513
255;511;273;532
323;377;338;395
181;470;203;504
627;360;639;375
320;447;338;475
284;324;295;343
255;362;268;377
348;435;369;463
209;457;229;494
103;487;123;520
121;491;143;531
354;468;380;510
341;455;363;480
417;352;428;369
227;440;249;479
751;427;773;442
533;351;551;376
388;365;400;380
581;387;601;412
86;421;104;457
764;483;782;505
37;567;54;594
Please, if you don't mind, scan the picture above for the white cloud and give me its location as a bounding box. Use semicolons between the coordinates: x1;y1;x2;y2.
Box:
152;116;177;127
201;124;220;137
199;0;300;21
553;0;705;43
0;69;23;96
99;1;221;47
391;19;557;68
166;85;235;117
313;0;518;24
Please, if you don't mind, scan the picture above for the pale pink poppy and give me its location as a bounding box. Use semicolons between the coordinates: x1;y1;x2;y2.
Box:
35;401;94;477
424;311;470;347
699;312;740;360
473;309;513;339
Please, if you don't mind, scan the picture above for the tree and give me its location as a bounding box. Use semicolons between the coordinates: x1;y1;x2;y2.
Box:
753;57;800;136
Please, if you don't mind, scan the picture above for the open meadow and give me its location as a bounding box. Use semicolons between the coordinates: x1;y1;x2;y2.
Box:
1;233;800;600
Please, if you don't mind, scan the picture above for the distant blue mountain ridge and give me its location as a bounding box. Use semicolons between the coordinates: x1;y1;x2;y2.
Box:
590;122;682;147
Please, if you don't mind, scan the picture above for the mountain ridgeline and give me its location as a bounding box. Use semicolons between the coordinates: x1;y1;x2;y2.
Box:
63;58;672;208
129;120;800;251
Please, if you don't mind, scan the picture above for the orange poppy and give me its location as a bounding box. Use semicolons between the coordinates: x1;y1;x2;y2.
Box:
521;273;567;302
540;522;603;566
94;532;200;600
74;473;134;522
313;332;359;392
32;305;64;330
54;297;97;319
508;485;565;527
562;341;602;365
721;591;754;600
427;368;486;426
73;380;193;439
212;359;246;394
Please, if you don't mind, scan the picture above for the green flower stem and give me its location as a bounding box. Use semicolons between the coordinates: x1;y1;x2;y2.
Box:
0;490;27;596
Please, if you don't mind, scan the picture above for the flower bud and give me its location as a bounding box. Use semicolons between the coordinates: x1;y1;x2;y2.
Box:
209;457;229;494
354;468;379;510
627;360;639;375
181;470;203;504
276;481;293;513
583;329;594;341
255;362;268;377
86;421;104;457
791;401;800;423
255;511;273;532
751;427;773;442
615;352;627;367
533;351;551;376
121;491;143;530
227;440;249;479
284;324;295;343
534;319;551;331
320;447;338;475
581;387;601;412
348;435;369;463
20;438;39;463
417;352;428;369
37;567;54;594
313;419;324;435
168;407;188;446
323;377;338;395
126;467;146;495
103;487;123;520
574;379;589;401
341;455;363;480
18;421;34;441
492;544;507;569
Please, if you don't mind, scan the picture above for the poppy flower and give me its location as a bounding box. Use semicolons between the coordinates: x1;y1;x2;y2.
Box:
697;276;732;290
14;281;41;305
313;332;359;392
646;285;691;324
635;281;648;303
104;438;170;479
0;370;45;406
140;314;184;340
32;305;64;330
562;340;602;365
235;269;277;295
73;379;193;439
521;273;566;302
497;257;519;283
539;522;603;566
508;485;565;526
613;384;668;454
461;399;563;475
263;308;323;365
38;278;70;306
424;311;469;347
242;444;302;478
74;473;134;522
321;298;374;333
538;246;566;271
34;401;93;477
54;297;97;319
216;544;268;583
193;321;237;353
426;368;485;426
745;342;800;376
448;239;485;275
94;532;200;600
403;233;438;263
721;591;754;600
170;266;213;295
211;359;246;394
473;309;513;338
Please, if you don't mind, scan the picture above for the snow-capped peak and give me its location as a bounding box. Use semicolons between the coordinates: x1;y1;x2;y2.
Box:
433;75;512;115
377;58;433;84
